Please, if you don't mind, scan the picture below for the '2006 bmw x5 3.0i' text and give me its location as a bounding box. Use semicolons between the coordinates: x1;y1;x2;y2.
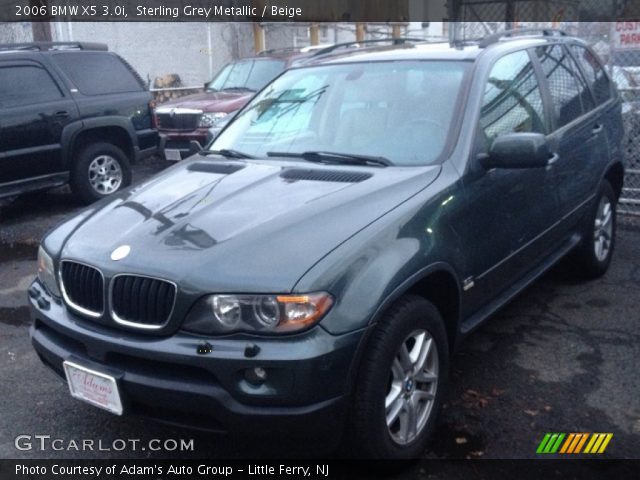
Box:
29;31;624;458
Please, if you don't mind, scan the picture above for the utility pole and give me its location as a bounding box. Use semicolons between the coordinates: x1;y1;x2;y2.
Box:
309;23;320;45
253;23;265;53
30;0;52;41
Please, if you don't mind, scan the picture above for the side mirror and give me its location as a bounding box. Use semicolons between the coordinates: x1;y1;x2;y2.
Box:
482;133;554;169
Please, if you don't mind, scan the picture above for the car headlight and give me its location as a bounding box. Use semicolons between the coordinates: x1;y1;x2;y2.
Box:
183;293;333;334
37;246;61;297
199;112;228;128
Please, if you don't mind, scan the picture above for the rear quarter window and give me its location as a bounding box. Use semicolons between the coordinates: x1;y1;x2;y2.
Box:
51;52;144;95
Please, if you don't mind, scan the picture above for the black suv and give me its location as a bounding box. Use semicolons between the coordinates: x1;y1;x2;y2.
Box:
29;31;624;458
0;42;159;203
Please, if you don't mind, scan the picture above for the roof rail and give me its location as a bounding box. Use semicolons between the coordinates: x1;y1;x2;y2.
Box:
0;42;108;52
257;44;334;57
478;28;567;48
309;37;426;58
257;46;301;56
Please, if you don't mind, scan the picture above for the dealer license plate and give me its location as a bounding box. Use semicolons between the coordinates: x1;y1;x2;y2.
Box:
63;361;123;415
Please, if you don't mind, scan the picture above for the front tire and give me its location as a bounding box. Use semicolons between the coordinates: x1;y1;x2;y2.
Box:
71;142;132;204
569;181;617;279
349;295;449;458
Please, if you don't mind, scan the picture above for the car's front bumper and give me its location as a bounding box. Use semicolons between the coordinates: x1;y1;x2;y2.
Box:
134;128;162;161
28;280;363;435
159;130;209;160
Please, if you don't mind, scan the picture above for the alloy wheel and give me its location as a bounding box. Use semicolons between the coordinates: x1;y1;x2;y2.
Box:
88;155;123;195
593;196;613;262
385;329;439;445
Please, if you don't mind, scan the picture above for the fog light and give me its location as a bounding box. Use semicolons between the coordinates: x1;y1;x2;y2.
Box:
245;367;268;385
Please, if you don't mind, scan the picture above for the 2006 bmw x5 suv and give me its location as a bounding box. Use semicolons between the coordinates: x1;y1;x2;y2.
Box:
29;31;624;458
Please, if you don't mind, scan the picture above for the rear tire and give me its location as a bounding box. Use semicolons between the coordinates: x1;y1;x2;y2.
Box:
71;142;132;204
349;295;449;459
568;181;616;279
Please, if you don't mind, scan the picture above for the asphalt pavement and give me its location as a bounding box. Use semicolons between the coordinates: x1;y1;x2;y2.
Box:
1;159;638;462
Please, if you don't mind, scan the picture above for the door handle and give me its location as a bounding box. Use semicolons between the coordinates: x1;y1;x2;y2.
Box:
546;153;560;167
54;111;69;117
592;124;603;135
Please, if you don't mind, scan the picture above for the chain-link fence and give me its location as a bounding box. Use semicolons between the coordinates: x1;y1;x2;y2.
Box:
454;1;640;215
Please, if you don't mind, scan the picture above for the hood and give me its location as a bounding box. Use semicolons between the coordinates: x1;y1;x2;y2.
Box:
60;158;441;293
160;91;253;113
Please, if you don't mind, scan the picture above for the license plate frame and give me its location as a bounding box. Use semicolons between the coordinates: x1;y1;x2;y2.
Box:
164;149;182;161
63;360;123;415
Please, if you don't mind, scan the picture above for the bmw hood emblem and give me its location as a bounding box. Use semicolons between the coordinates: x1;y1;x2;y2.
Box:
111;245;131;261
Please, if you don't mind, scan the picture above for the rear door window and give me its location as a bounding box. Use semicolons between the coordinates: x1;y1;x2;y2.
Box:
570;44;612;105
0;65;63;107
51;52;144;95
480;50;547;143
535;44;593;128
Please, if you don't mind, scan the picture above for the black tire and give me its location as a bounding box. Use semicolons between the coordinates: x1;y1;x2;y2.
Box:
70;142;132;204
349;295;449;459
568;181;617;279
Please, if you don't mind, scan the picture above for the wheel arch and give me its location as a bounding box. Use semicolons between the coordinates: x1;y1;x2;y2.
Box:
349;263;461;374
367;263;462;353
403;267;462;354
62;118;137;169
603;161;624;200
344;262;462;403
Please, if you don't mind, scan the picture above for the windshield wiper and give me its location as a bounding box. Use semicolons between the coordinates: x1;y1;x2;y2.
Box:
201;149;254;159
266;151;391;167
220;86;255;92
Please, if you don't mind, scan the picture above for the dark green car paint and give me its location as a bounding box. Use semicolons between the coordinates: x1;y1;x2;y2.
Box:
30;37;625;435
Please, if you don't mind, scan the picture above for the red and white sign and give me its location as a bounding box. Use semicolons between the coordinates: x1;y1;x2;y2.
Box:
63;361;123;415
612;22;640;51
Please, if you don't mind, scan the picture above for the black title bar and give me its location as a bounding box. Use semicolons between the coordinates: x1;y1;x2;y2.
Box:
1;459;639;480
2;0;640;23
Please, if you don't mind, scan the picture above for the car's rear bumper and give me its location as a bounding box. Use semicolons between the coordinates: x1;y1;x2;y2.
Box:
28;280;361;435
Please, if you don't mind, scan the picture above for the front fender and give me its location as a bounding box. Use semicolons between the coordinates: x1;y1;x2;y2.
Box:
294;165;464;336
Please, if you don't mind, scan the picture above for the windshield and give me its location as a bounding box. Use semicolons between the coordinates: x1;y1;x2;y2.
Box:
206;59;286;92
211;61;469;166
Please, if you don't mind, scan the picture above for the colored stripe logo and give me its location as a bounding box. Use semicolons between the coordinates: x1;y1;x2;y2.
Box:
536;433;613;454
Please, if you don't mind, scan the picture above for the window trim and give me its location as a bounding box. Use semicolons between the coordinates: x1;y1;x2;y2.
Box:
527;48;555;134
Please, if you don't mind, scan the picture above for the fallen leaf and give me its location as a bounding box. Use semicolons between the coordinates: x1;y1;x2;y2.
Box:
462;389;491;408
524;409;539;416
455;437;468;444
